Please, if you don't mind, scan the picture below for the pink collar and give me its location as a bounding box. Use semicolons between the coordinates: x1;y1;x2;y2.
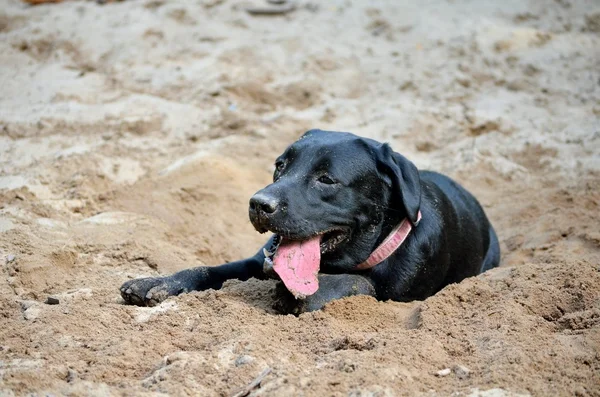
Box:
355;211;422;270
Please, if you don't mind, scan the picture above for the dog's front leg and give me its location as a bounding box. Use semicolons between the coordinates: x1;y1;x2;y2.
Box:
274;274;376;314
120;236;276;306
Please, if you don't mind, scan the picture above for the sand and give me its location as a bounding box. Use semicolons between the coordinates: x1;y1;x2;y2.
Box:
0;0;599;395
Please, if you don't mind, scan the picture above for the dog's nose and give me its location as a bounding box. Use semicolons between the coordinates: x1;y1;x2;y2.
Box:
249;193;280;214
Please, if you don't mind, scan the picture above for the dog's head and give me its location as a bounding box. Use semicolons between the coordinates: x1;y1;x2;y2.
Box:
249;129;421;273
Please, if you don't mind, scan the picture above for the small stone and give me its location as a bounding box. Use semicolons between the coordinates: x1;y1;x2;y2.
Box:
19;300;37;311
66;368;78;383
6;254;16;264
24;306;41;321
235;355;255;367
436;368;451;377
46;297;60;305
453;365;471;379
245;2;296;15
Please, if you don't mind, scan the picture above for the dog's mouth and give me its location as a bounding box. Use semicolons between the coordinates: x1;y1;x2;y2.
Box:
265;228;349;256
263;228;349;299
320;229;349;254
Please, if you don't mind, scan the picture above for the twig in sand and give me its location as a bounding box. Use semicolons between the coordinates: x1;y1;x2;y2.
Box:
231;368;272;397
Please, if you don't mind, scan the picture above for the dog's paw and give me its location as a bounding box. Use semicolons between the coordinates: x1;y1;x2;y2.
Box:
120;276;186;307
272;282;310;315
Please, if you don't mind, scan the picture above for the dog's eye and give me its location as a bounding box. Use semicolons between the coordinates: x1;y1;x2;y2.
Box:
317;174;336;185
273;161;285;180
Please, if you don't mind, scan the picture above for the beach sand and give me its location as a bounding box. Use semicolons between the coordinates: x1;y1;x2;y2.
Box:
0;0;599;395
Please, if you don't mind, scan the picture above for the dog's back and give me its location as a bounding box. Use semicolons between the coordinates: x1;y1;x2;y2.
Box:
420;170;500;280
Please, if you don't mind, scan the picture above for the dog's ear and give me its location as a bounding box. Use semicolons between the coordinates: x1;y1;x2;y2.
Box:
376;143;421;225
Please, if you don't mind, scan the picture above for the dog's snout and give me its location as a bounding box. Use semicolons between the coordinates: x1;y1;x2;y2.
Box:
250;193;280;214
249;190;283;233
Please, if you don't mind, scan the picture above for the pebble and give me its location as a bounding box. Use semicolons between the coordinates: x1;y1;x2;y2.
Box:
24;306;41;321
19;300;37;310
436;368;451;377
245;2;296;15
67;368;78;383
453;364;471;379
46;296;60;305
6;254;16;264
235;355;255;367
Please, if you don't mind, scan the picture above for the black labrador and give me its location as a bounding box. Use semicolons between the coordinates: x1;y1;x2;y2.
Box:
120;130;500;313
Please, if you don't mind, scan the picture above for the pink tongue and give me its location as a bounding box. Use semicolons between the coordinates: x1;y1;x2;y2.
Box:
273;236;321;299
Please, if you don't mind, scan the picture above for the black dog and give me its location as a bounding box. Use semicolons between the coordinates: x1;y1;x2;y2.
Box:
120;130;500;313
